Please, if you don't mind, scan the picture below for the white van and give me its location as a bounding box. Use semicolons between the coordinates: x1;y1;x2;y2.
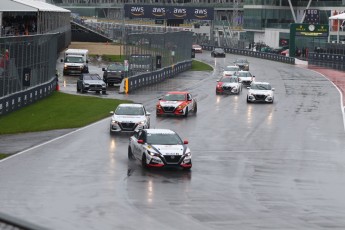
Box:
61;49;89;75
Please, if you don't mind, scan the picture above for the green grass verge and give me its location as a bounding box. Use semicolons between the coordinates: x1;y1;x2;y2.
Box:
191;60;213;71
0;92;131;135
0;154;9;160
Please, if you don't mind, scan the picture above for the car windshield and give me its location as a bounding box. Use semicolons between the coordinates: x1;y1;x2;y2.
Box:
235;59;248;64
236;72;252;77
115;106;144;115
146;133;183;145
108;64;124;71
250;84;271;90
224;66;239;71
215;48;223;52
221;77;237;83
162;94;186;101
84;74;101;80
65;56;84;63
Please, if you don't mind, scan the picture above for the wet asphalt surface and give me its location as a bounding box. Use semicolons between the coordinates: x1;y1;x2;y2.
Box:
1;52;345;230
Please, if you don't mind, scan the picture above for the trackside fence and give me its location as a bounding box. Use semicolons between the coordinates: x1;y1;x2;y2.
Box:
0;34;59;116
120;60;192;93
308;52;345;71
201;45;295;64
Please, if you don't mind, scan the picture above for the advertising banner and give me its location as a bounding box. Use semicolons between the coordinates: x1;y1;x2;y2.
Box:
124;5;214;20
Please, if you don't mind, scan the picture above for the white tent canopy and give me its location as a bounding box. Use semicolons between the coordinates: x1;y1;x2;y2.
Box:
328;13;345;43
329;12;345;20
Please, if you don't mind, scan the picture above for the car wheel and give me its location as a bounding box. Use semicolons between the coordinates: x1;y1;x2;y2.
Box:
193;103;197;114
247;97;251;103
142;153;148;168
102;90;106;95
128;147;135;160
96;90;100;94
184;108;189;117
77;87;80;92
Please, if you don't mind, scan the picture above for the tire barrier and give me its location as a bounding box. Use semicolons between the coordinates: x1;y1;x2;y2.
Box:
0;78;57;116
308;52;345;71
202;45;295;65
121;60;192;94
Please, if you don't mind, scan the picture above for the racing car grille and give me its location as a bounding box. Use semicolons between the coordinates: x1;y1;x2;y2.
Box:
162;106;176;113
254;94;267;101
164;155;182;163
89;84;103;89
119;122;136;131
67;66;81;71
242;80;251;85
222;86;233;91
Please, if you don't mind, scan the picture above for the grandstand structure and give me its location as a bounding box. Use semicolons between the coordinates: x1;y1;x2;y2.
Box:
49;0;345;49
0;0;71;116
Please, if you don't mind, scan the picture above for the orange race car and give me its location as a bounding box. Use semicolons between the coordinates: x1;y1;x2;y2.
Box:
156;91;197;117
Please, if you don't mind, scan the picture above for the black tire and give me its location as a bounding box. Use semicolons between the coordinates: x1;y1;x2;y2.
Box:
184;108;189;117
102;90;106;95
142;154;148;168
128;147;135;160
77;87;81;92
96;90;100;94
193;103;197;114
247;98;251;103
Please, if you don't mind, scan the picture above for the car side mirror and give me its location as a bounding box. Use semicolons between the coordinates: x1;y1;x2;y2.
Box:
272;88;275;91
60;59;63;62
158;98;162;100
102;67;106;71
110;111;114;114
146;112;151;116
138;139;144;144
183;140;189;144
86;60;89;63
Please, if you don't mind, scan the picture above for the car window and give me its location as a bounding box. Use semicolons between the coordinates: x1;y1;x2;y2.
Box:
146;133;183;145
237;72;252;77
162;94;186;101
251;84;271;90
115;106;145;115
108;64;124;71
65;56;84;63
221;77;237;83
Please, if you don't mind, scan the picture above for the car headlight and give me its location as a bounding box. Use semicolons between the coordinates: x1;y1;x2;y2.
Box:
177;104;187;109
147;150;159;157
111;120;119;124
136;121;146;126
184;152;192;158
64;64;68;68
102;83;106;87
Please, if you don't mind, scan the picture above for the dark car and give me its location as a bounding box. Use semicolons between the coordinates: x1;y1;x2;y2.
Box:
76;73;106;94
234;58;249;70
211;48;226;58
102;63;125;86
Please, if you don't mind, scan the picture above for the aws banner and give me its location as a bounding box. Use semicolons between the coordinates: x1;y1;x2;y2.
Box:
124;5;214;20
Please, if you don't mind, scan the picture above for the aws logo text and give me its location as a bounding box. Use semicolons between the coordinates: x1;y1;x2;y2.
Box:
130;7;144;16
194;9;208;18
173;8;187;18
152;7;165;17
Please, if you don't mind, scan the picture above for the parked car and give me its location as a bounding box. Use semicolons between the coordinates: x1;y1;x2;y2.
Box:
192;44;203;53
76;73;106;94
235;70;254;86
102;63;125;86
109;103;150;134
211;48;226;58
281;49;289;56
247;81;275;103
222;65;240;77
216;76;242;95
128;128;192;170
234;58;249;70
156;91;197;117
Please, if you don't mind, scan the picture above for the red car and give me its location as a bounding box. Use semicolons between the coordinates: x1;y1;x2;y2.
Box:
156;91;197;117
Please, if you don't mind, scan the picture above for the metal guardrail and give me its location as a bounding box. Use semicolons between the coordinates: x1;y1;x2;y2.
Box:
201;45;295;64
121;60;192;93
0;212;50;230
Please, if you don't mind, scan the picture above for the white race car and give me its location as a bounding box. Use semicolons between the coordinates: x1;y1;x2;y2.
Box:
128;129;192;170
109;103;150;134
235;70;254;86
156;91;197;117
247;82;275;103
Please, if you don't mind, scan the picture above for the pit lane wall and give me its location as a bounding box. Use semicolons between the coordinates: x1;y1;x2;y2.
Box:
119;60;192;94
201;45;295;65
308;52;345;71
